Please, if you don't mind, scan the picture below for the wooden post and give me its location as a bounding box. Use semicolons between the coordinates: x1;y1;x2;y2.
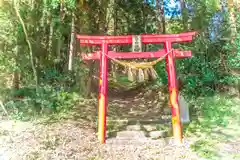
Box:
165;41;183;144
98;43;108;144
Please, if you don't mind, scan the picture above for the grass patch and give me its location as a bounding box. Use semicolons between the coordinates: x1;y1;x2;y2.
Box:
184;94;240;160
87;156;102;160
40;134;61;150
106;119;128;137
0;129;9;136
25;151;41;160
190;139;218;159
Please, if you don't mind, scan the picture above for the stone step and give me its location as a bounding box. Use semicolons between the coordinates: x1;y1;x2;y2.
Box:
115;130;169;140
125;124;160;132
143;125;157;132
126;123;171;131
116;131;147;140
106;138;167;146
126;124;142;131
117;124;170;139
107;117;171;125
149;130;168;139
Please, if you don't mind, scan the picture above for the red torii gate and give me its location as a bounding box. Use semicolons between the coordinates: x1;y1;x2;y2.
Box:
76;32;196;144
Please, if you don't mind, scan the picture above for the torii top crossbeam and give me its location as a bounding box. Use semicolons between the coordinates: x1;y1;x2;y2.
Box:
77;32;196;60
77;32;196;45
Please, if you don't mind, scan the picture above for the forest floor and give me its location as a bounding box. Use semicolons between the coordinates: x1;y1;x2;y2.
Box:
0;86;240;160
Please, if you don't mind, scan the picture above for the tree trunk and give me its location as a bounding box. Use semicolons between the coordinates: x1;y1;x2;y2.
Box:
12;72;20;90
180;0;188;30
107;0;118;81
228;0;237;41
12;43;20;90
0;0;3;7
160;0;166;33
86;60;96;97
68;12;75;71
85;0;108;97
156;0;166;33
14;0;38;88
228;0;239;95
48;21;53;56
56;35;61;59
56;0;64;60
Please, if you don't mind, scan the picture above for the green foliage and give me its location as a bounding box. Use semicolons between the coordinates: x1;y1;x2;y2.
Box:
5;85;80;120
185;94;240;159
169;8;239;96
190;139;217;159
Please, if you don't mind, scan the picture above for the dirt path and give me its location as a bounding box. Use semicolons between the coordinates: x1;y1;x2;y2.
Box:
0;119;202;160
1;111;240;159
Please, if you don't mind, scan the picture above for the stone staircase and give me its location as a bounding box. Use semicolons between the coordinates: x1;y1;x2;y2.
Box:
106;119;173;143
105;92;191;144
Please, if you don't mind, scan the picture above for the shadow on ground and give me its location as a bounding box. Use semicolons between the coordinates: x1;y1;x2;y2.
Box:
70;86;172;133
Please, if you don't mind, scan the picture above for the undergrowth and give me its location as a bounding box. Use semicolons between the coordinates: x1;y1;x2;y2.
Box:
184;94;240;160
2;85;80;121
0;69;82;121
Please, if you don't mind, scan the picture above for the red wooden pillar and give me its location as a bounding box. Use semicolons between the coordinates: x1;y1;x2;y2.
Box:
165;41;183;144
98;43;108;144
